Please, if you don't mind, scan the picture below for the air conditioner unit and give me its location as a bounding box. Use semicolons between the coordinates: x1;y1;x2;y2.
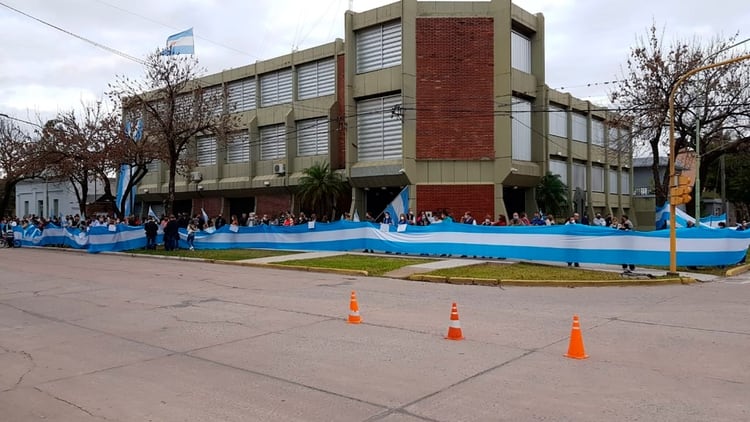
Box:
273;163;286;175
190;171;203;182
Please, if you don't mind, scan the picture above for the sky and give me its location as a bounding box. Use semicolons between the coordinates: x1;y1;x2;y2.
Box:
1;0;749;128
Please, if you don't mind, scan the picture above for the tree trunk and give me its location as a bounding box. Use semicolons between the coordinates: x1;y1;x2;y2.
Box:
167;161;177;217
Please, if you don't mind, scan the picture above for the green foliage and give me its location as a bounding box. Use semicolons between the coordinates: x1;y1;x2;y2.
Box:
535;172;568;218
296;161;349;219
427;262;627;281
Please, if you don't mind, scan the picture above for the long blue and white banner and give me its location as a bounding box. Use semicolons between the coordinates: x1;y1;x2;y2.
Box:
13;222;750;267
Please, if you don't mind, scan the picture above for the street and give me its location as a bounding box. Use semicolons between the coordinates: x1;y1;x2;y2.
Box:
1;248;748;421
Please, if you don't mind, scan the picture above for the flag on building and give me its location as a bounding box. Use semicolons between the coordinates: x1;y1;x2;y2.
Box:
162;28;194;55
148;206;158;220
116;118;143;217
382;186;409;223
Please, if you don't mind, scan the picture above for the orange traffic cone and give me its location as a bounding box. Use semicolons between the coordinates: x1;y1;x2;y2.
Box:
445;302;464;340
347;291;361;324
564;315;589;359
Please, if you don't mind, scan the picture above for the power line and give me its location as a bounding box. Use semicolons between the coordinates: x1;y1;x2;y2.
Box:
0;1;146;65
91;0;261;60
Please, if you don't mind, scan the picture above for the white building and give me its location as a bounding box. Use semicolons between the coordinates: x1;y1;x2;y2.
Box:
14;177;112;219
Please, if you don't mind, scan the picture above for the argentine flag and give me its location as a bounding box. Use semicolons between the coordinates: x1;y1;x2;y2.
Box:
383;186;409;223
162;28;194;55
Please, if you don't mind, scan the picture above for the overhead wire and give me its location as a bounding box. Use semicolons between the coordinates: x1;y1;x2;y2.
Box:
0;1;146;65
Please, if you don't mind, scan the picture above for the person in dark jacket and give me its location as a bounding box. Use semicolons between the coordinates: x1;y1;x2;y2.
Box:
164;215;180;251
144;217;159;250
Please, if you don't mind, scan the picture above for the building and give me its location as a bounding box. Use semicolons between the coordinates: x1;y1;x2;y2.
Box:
14;177;112;219
137;0;633;223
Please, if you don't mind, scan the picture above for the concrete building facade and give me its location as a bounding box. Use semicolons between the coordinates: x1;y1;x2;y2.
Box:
137;0;632;223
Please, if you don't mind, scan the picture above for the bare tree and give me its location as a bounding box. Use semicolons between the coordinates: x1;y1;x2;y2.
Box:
108;50;237;215
39;103;128;218
0;118;42;216
610;25;750;208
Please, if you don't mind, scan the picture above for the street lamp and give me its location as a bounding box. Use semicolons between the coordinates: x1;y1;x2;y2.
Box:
668;52;750;273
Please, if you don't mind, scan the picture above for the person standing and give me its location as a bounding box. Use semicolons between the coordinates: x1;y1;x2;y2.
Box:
186;220;198;251
566;215;580;267
144;217;158;250
164;215;179;251
618;214;636;272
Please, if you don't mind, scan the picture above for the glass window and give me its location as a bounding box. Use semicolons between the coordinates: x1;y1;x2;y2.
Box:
260;68;293;107
620;171;630;195
512;97;532;161
227;77;256;112
592;166;604;192
226;132;250;163
609;169;619;194
297;117;329;156
356;94;402;161
549;159;568;183
572;113;587;142
297;58;335;100
511;31;532;73
196;136;217;166
356;20;402;73
549;105;567;138
591;119;604;146
573;162;586;190
259;124;286;160
202;85;224;116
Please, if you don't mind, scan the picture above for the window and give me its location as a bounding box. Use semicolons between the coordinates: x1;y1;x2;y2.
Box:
227;77;256;112
356;94;402;161
53;199;59;217
196;136;217;166
609;169;619;194
202;85;224;116
297;117;329;156
38;200;44;217
591;119;605;146
572;114;587;142
260;68;293;107
24;201;29;217
259;124;286;160
356;20;402;73
573;162;586;190
620;171;630;195
512;97;532;161
226;132;250;163
511;31;532;73
549;106;567;138
297;58;335;100
549;159;568;183
146;161;159;172
592;166;604;192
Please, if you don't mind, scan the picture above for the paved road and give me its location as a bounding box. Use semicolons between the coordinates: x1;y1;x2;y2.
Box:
1;248;748;421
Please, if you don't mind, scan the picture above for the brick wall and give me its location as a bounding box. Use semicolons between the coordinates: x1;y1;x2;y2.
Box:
416;18;494;160
416;184;494;222
192;197;222;219
335;54;346;170
255;193;293;218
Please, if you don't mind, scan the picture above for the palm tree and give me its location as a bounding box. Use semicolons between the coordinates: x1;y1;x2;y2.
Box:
535;172;569;219
296;161;349;220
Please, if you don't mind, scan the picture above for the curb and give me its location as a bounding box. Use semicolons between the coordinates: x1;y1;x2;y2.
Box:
724;263;750;277
407;274;695;287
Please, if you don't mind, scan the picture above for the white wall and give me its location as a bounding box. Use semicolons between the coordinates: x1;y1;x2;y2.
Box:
14;177;111;218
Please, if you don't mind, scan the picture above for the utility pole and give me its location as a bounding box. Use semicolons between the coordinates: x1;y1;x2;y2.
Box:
668;53;750;274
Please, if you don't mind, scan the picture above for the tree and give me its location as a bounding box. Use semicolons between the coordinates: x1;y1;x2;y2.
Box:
535;172;568;219
296;161;349;220
610;25;750;208
39;103;125;218
0;118;42;216
108;50;237;216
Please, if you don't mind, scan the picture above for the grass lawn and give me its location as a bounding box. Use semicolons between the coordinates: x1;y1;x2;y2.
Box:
275;254;430;276
127;248;298;261
426;262;636;281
